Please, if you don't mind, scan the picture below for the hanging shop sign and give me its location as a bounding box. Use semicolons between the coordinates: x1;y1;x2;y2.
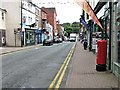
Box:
80;17;89;30
74;0;103;30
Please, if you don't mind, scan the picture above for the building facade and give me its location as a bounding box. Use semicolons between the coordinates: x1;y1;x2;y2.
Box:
41;7;57;40
56;20;61;38
46;23;53;40
2;0;41;46
0;7;7;47
80;0;120;80
113;0;120;79
93;0;120;80
41;8;47;42
2;0;21;46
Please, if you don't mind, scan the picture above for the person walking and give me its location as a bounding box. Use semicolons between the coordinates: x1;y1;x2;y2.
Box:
83;38;88;50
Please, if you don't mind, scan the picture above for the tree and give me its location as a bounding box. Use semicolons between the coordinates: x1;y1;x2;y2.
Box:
62;22;82;36
64;31;68;37
71;22;81;33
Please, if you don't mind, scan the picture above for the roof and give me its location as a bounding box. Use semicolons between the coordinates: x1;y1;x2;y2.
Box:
41;7;57;15
46;8;56;13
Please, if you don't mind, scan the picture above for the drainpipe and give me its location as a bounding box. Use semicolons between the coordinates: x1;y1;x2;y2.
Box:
89;20;92;51
109;1;112;70
21;0;23;47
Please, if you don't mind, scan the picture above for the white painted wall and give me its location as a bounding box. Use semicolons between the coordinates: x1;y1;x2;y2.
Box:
0;10;6;30
0;0;6;30
47;23;53;40
2;0;21;46
22;9;35;25
22;0;36;26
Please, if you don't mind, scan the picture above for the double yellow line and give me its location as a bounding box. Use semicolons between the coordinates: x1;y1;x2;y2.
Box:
48;43;76;90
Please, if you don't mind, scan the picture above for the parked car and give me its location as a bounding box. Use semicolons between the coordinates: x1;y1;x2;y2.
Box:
59;38;63;43
53;38;59;43
43;39;53;46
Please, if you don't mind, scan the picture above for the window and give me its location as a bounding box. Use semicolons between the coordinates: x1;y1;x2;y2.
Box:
35;8;39;15
2;12;4;20
35;19;38;27
28;17;31;24
28;3;32;10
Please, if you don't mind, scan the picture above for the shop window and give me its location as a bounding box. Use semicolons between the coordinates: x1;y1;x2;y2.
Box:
35;8;39;15
117;26;120;63
117;2;120;63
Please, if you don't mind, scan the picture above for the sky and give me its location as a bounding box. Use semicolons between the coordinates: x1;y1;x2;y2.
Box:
33;0;83;24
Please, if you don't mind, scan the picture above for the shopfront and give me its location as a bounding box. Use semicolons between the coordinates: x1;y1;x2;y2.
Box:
35;29;42;44
94;0;120;83
117;1;120;69
25;28;36;46
0;30;6;47
104;4;111;70
113;1;120;79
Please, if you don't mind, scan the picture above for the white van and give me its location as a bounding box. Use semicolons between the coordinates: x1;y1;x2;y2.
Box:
69;33;76;42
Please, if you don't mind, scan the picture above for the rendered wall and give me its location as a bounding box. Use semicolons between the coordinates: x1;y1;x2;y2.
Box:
2;0;21;46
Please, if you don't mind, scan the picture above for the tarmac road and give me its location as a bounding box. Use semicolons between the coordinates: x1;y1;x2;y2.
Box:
2;42;74;88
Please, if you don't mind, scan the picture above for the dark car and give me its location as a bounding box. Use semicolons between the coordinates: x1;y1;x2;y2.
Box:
43;39;53;46
53;38;59;43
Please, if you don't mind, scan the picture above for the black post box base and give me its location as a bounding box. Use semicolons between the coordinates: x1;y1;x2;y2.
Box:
96;64;106;71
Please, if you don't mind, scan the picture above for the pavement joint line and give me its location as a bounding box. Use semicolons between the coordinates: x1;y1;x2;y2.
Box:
48;43;76;90
0;45;41;55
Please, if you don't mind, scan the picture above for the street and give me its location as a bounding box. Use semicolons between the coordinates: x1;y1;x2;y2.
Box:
2;42;75;88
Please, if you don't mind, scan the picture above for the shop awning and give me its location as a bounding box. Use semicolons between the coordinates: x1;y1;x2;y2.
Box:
74;0;103;30
94;1;107;14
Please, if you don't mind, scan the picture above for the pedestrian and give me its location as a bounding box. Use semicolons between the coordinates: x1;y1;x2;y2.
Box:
81;35;84;43
83;38;87;50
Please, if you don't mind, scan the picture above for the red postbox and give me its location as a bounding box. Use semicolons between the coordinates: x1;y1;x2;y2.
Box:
96;40;107;71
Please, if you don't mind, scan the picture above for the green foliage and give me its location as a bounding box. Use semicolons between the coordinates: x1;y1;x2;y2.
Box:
62;22;82;36
62;23;71;27
64;31;68;37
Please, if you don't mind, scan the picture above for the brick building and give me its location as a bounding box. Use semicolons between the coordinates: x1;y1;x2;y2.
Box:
41;7;57;39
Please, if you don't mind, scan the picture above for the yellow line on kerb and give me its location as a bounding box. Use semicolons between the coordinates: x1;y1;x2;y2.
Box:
48;43;76;90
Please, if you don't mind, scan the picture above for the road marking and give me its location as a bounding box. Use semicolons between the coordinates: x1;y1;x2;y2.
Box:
48;51;71;89
55;50;73;89
48;43;76;90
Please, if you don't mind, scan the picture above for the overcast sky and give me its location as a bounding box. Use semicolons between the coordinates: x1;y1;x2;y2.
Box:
33;0;82;24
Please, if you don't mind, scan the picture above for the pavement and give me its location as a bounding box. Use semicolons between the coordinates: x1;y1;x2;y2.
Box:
65;41;119;89
0;42;119;89
0;44;42;55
